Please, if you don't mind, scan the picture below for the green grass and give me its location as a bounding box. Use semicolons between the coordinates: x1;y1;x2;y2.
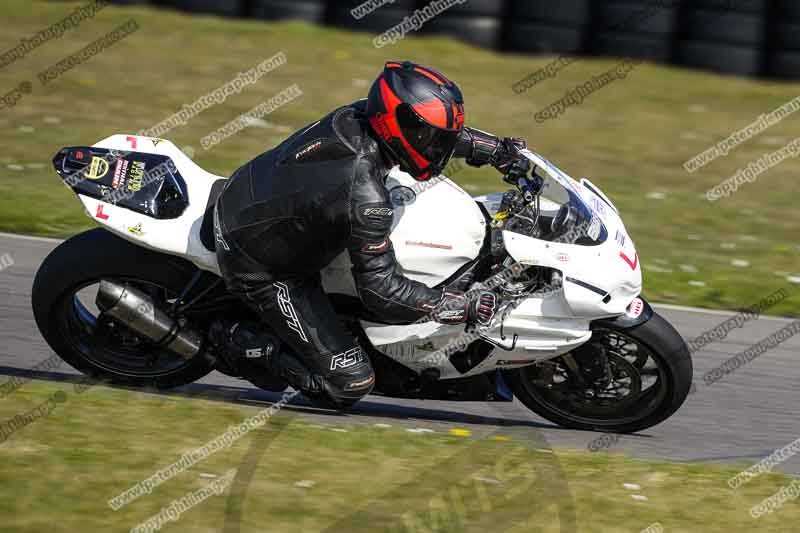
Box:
0;380;798;532
1;1;798;315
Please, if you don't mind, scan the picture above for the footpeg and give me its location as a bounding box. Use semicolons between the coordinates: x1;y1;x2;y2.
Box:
405;367;440;394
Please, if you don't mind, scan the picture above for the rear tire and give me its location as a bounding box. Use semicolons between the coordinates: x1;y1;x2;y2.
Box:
32;228;215;389
507;312;693;434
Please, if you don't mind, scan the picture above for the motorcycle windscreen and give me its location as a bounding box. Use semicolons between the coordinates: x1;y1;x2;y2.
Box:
502;168;608;247
52;146;189;219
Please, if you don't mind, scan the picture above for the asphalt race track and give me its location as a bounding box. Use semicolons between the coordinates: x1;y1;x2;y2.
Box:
1;232;798;476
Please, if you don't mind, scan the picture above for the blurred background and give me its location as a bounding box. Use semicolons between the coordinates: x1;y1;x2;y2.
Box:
112;0;800;78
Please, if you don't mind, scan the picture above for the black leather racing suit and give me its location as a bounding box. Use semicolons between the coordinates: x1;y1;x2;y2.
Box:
214;100;502;407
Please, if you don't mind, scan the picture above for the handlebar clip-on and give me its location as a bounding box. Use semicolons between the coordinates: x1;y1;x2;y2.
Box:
502;158;542;204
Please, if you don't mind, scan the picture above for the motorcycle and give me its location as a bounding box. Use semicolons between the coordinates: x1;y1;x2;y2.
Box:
32;134;692;433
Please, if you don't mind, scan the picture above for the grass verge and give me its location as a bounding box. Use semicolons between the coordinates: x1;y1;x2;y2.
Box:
0;380;796;532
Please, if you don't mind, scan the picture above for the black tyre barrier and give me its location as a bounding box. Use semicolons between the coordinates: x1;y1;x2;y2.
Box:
682;9;767;47
444;0;507;17
422;15;501;49
159;0;244;17
686;0;768;14
766;1;800;79
252;0;325;23
596;1;678;35
115;0;799;79
767;50;800;79
775;0;800;21
592;33;673;61
505;21;586;55
509;0;593;27
589;0;678;61
774;21;800;51
676;40;762;76
326;1;416;33
330;9;415;34
335;0;418;11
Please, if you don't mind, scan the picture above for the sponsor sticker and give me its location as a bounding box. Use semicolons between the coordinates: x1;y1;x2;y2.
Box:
556;252;570;263
330;347;365;371
589;196;607;216
112;159;129;189
405;240;453;250
587;217;602;241
127;161;146;192
437;309;464;320
127;223;144;237
245;348;264;358
372;112;392;142
294;140;322;160
363;207;393;217
626;297;645;319
86;156;110;180
95;204;110;220
615;230;627;248
362;238;390;253
344;374;375;391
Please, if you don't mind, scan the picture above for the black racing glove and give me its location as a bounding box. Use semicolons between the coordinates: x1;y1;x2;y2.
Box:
492;137;528;174
460;129;528;173
432;290;498;326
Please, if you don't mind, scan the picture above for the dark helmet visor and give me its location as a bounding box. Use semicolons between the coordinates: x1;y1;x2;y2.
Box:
396;103;460;174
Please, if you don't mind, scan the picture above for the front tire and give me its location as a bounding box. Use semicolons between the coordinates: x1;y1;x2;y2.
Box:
32;228;215;389
507;312;693;434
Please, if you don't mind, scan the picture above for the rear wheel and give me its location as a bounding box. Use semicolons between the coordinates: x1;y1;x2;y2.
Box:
32;229;215;389
507;312;692;433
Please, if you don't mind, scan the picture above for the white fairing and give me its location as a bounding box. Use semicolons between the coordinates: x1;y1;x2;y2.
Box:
79;136;641;381
360;151;643;379
497;151;642;319
384;170;486;284
79;134;224;274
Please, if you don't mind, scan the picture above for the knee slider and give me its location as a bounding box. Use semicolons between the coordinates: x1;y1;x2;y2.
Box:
323;360;375;407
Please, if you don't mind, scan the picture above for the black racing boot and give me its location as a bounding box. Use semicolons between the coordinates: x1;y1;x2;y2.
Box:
269;352;372;411
208;320;289;392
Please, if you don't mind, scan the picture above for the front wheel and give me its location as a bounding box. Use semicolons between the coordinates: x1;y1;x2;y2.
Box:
506;312;693;434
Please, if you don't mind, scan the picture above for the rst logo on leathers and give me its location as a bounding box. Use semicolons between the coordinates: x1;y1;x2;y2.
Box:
330;347;365;371
360;203;394;228
362;207;393;217
273;282;308;343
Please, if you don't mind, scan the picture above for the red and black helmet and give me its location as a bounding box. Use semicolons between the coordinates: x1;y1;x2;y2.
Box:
366;61;465;181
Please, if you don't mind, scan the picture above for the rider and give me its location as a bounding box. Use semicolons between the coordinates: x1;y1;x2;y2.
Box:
213;60;527;408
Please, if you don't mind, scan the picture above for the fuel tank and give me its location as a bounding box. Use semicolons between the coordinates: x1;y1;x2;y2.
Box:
321;169;487;295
